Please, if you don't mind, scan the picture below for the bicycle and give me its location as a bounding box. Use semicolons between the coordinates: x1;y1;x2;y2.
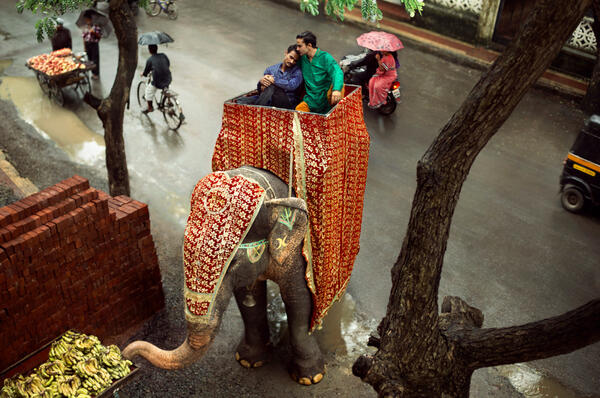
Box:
137;74;185;130
145;0;178;19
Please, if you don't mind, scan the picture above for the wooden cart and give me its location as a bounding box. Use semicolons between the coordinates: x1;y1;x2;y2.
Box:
27;60;95;106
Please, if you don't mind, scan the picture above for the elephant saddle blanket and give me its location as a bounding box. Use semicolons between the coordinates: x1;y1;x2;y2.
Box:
212;86;370;331
183;171;265;324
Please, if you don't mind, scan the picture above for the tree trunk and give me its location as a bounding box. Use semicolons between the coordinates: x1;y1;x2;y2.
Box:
581;1;600;114
92;0;135;196
353;0;598;396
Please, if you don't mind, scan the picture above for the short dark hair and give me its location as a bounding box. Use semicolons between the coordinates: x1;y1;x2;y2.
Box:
296;31;317;48
287;44;298;54
148;44;158;54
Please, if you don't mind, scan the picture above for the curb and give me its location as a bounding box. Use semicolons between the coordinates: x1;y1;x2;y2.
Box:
0;150;38;198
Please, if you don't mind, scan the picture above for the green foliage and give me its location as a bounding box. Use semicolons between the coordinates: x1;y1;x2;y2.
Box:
300;0;423;22
16;0;93;42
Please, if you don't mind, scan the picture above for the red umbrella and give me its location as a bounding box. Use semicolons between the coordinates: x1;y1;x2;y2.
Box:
356;31;404;52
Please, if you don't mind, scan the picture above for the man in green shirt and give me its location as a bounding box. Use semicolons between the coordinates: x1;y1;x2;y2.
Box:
295;31;344;114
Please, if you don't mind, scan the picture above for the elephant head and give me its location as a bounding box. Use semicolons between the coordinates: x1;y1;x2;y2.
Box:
123;167;324;384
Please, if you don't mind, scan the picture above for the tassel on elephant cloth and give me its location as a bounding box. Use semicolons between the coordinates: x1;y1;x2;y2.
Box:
212;87;370;331
183;172;265;324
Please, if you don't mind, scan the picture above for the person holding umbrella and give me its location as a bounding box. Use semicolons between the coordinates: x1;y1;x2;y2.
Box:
355;31;403;109
140;44;172;114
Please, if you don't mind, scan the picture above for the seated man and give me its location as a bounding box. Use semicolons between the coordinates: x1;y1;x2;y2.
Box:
295;31;344;114
237;45;303;109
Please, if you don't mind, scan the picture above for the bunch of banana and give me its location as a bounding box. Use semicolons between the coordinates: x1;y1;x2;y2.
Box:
48;340;71;361
72;336;100;355
60;331;82;344
105;359;132;380
61;348;84;369
73;357;99;379
38;360;66;379
80;367;111;396
56;375;81;397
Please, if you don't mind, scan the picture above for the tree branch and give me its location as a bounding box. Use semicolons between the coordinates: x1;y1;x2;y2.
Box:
447;299;600;369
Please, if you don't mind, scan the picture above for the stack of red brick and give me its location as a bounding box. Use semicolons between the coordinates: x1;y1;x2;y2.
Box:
0;176;164;370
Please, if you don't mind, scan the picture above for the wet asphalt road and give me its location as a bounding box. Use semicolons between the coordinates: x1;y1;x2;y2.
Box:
0;0;599;396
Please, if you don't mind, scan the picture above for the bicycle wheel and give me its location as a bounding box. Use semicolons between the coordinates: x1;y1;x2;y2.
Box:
145;0;161;16
137;80;147;107
166;2;178;19
161;94;183;130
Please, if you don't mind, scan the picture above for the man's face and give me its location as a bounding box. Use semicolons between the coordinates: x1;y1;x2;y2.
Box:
296;38;309;56
283;50;300;68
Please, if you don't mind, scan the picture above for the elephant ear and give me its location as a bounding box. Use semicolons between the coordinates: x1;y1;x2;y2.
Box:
266;199;308;265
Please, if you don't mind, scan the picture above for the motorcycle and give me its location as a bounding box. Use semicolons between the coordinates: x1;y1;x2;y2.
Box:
340;50;401;116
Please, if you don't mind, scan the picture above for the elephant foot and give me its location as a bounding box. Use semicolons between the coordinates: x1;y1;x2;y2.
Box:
235;340;271;369
288;362;326;385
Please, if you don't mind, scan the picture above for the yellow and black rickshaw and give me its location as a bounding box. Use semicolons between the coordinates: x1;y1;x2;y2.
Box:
560;115;600;212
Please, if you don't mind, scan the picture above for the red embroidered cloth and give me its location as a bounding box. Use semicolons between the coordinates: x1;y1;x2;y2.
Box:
183;172;265;324
212;86;370;330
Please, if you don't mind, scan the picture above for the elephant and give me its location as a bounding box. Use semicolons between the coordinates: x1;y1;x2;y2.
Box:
122;166;325;385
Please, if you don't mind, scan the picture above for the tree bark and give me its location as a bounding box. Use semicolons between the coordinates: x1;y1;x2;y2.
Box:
581;1;600;114
94;0;135;196
353;0;595;396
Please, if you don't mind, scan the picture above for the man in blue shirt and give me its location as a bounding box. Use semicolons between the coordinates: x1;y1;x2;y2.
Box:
237;45;303;109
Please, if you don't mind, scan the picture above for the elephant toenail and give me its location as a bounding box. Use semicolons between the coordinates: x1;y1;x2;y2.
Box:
312;373;323;383
253;361;264;368
240;359;251;368
299;377;312;385
235;352;240;361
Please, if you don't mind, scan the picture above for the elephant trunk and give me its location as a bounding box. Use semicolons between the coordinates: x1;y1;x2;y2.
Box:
122;274;234;370
122;334;212;370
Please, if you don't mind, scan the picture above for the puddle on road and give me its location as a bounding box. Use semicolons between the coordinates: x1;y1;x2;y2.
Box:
0;59;13;75
498;363;586;398
265;283;373;356
0;76;104;166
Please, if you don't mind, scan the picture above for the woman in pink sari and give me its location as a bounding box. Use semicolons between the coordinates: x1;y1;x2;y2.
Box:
368;51;397;108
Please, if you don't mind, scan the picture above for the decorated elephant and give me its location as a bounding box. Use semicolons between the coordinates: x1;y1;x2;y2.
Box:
122;166;325;385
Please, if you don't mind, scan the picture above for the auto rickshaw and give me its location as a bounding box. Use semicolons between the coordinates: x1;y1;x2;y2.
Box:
560;114;600;212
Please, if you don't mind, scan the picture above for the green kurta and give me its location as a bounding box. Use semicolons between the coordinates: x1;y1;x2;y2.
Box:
299;48;344;114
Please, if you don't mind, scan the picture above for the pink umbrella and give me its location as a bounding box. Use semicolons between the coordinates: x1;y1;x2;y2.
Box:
356;31;404;52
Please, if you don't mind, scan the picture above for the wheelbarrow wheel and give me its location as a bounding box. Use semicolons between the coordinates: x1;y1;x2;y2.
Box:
561;184;585;213
49;81;64;106
77;74;91;96
37;73;50;97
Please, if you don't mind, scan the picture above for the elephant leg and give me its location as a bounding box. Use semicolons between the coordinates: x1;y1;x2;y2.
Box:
233;280;271;368
278;257;325;385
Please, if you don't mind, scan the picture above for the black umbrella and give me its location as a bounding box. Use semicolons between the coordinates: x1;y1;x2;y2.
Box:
138;31;174;46
76;8;112;38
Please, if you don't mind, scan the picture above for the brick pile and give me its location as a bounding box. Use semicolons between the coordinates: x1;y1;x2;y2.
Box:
0;176;164;370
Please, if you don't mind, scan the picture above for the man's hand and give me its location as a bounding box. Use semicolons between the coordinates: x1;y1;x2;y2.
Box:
331;90;342;105
260;75;275;88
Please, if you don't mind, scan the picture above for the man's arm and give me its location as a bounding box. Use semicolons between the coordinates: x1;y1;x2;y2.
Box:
273;67;303;91
141;58;152;77
326;53;344;104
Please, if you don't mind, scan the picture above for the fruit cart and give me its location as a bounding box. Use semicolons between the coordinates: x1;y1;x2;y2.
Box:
0;330;139;398
26;49;95;106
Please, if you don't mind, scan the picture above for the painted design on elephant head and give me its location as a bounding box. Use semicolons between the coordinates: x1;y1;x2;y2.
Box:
275;236;288;250
278;207;297;231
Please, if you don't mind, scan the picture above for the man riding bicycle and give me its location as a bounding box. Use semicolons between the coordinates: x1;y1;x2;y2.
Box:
141;44;172;113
